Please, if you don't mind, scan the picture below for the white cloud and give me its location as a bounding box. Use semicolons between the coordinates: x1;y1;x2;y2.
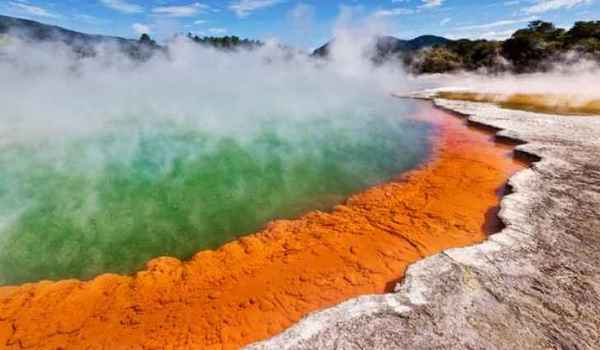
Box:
9;2;59;18
99;0;143;14
447;29;516;40
448;16;541;40
287;3;315;33
228;0;283;18
477;29;517;40
152;2;209;17
457;16;538;30
524;0;591;14
74;14;103;24
374;7;414;17
132;23;151;35
208;27;228;34
420;0;444;8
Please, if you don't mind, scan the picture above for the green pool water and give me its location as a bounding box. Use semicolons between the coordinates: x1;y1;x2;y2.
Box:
0;102;431;285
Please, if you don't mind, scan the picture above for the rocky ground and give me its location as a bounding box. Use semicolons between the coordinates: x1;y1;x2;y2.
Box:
248;97;600;350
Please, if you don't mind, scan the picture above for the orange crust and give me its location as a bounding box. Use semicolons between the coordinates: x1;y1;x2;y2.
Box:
0;103;525;349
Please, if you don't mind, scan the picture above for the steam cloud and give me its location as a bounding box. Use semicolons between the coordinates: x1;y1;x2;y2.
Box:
423;59;600;101
0;27;429;284
2;14;598;285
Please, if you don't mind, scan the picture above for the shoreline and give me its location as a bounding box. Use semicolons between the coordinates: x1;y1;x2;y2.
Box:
435;91;600;116
249;97;600;350
0;101;525;349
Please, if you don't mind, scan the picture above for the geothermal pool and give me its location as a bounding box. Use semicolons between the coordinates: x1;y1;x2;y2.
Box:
0;35;528;350
0;102;526;350
0;100;431;285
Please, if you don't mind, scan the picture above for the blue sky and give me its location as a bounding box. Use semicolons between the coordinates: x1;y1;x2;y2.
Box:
1;0;599;49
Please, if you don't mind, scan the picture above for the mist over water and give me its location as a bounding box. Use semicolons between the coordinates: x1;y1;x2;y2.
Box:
422;59;600;101
0;37;431;285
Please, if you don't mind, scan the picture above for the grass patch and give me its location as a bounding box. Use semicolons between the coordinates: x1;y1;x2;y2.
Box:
437;91;600;116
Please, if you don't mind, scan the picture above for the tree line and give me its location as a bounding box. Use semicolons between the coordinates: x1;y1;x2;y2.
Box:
186;33;263;50
135;33;263;52
136;20;600;73
406;20;600;74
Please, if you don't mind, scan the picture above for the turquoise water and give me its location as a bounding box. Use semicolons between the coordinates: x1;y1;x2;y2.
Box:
0;101;431;285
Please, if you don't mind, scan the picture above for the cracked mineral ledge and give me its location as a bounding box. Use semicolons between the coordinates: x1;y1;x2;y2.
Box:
248;97;600;350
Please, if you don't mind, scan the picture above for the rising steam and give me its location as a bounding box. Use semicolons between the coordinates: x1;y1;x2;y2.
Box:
2;13;598;285
421;58;600;104
0;29;430;285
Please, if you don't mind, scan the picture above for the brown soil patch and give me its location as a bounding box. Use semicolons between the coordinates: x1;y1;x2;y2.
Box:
0;102;525;350
438;91;600;116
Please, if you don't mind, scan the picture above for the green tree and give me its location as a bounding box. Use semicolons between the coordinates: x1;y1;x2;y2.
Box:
138;33;156;46
565;21;600;57
501;21;564;72
445;39;502;71
567;21;600;42
469;41;502;70
190;35;263;50
416;47;463;73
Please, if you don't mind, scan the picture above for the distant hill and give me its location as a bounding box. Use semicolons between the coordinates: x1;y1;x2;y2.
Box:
0;15;264;58
313;20;600;74
312;35;451;61
0;15;160;59
4;15;598;74
0;15;134;45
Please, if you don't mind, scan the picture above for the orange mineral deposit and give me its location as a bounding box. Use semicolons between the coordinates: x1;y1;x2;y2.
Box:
0;102;526;349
